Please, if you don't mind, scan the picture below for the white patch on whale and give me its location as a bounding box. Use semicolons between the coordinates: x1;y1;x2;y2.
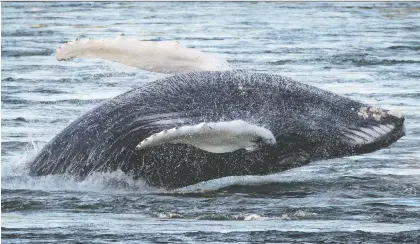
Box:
135;120;276;153
56;34;230;74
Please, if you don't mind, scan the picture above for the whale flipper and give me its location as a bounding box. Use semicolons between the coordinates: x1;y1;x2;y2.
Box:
135;120;276;153
56;35;230;74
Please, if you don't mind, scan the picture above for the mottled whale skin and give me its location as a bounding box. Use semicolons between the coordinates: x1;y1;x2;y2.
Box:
28;71;405;189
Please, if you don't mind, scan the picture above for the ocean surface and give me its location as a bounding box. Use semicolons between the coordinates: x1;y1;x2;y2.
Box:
1;2;420;243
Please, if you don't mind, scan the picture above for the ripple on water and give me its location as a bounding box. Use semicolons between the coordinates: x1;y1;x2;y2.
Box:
2;2;420;243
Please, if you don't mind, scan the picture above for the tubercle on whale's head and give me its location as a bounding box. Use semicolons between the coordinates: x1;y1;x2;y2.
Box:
356;106;404;123
356;106;405;128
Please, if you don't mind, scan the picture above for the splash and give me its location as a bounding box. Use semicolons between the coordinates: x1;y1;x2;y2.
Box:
1;135;159;193
1;132;322;194
155;211;318;221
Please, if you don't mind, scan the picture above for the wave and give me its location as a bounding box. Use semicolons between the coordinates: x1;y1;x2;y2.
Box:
1;49;54;58
156;210;318;221
1;29;58;37
388;45;420;51
0;136;155;193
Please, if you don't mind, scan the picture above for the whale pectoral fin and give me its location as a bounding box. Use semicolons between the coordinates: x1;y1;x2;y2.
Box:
135;120;276;153
56;34;230;74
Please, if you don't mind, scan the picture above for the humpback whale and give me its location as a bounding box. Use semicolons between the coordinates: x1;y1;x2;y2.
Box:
28;36;405;189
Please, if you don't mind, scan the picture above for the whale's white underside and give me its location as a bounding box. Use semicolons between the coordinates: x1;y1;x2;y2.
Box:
343;124;395;145
56;35;230;74
135;120;276;153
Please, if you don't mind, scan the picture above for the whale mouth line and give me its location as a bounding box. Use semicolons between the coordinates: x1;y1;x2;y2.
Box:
341;120;405;156
343;123;395;145
342;104;405;149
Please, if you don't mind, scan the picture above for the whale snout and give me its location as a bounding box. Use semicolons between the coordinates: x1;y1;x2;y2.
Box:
380;108;405;145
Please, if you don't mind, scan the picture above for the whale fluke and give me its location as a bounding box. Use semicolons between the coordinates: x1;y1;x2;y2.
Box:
135;120;276;153
55;35;230;74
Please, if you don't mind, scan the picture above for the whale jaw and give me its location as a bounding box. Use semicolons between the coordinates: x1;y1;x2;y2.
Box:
349;116;405;156
339;107;405;157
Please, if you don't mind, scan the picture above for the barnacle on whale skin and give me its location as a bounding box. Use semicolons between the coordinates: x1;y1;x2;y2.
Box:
357;106;400;122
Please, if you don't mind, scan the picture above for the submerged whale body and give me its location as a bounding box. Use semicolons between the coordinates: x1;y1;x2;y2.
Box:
28;71;405;189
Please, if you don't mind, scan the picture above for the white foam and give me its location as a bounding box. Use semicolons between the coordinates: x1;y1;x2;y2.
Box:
2;169;158;194
1;140;158;193
244;214;265;221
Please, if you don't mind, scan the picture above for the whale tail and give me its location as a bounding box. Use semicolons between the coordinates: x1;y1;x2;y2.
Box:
55;35;230;74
